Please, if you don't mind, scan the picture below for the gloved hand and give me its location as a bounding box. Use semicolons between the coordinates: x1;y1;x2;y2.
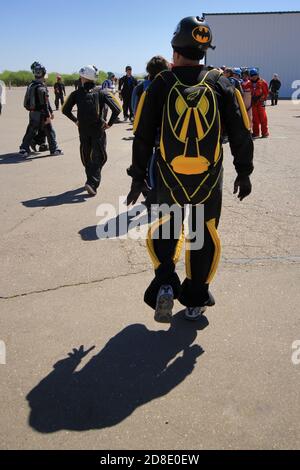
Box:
126;180;148;206
234;175;252;201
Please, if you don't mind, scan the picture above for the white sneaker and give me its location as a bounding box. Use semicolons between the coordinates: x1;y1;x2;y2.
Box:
154;285;174;323
85;183;97;197
185;306;207;321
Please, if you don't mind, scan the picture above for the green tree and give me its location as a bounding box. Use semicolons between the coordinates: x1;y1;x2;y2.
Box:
0;70;108;86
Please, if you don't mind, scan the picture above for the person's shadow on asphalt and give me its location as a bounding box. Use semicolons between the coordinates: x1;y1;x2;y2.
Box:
79;204;151;240
26;312;208;433
22;187;89;207
0;152;53;165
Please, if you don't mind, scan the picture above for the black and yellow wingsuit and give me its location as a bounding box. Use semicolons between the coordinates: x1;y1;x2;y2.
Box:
129;17;254;310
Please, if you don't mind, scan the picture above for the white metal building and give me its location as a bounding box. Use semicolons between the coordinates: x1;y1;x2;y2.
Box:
204;11;300;98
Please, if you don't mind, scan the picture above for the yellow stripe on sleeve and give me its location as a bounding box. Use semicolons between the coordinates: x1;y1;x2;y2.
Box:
235;89;251;131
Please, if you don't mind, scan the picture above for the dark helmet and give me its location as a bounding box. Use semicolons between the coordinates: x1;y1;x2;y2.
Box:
32;62;47;79
30;61;41;73
250;68;259;77
171;16;214;59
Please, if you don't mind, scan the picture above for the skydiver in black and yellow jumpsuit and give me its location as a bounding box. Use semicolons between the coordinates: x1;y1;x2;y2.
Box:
62;65;121;196
126;17;254;323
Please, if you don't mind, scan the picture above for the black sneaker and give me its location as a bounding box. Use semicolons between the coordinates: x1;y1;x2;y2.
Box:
19;149;29;158
50;149;64;156
39;144;49;152
30;144;37;152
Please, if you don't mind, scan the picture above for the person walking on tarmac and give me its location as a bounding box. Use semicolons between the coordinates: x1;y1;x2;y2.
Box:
118;66;137;122
126;16;254;323
19;63;63;158
249;68;269;138
269;74;281;106
54;75;66;110
62;65;121;196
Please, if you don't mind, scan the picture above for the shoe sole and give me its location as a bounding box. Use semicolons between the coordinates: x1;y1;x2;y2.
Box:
185;307;207;322
154;294;174;324
85;184;97;197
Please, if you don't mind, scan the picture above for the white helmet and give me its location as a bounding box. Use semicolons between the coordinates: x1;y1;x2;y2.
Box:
79;65;99;81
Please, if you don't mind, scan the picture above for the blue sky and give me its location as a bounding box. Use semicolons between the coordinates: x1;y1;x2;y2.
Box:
0;0;298;74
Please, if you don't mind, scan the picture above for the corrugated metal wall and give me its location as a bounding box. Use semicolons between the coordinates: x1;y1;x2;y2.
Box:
205;13;300;98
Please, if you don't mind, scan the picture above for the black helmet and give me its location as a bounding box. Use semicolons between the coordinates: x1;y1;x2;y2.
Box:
172;16;214;59
32;62;47;78
30;61;41;73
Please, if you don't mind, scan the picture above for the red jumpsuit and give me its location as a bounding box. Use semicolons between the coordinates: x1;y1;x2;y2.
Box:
250;78;269;137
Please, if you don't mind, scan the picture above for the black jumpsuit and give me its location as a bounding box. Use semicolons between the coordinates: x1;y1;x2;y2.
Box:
118;75;137;120
269;79;281;106
62;83;121;190
20;80;59;154
130;66;254;309
54;82;66;110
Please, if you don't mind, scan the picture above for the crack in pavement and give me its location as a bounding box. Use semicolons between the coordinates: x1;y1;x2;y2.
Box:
1;255;299;301
0;269;148;301
223;255;300;265
4;207;47;235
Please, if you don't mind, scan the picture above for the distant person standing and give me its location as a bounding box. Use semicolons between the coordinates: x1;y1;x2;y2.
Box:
269;74;281;106
102;72;117;93
241;69;253;124
54;75;66;110
28;61;48;152
249;68;269;138
223;67;243;93
118;66;137;122
19;63;63;158
74;79;81;90
102;73;120;121
131;56;169;116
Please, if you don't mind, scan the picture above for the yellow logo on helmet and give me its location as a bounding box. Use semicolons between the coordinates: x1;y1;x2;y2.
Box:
192;26;211;44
